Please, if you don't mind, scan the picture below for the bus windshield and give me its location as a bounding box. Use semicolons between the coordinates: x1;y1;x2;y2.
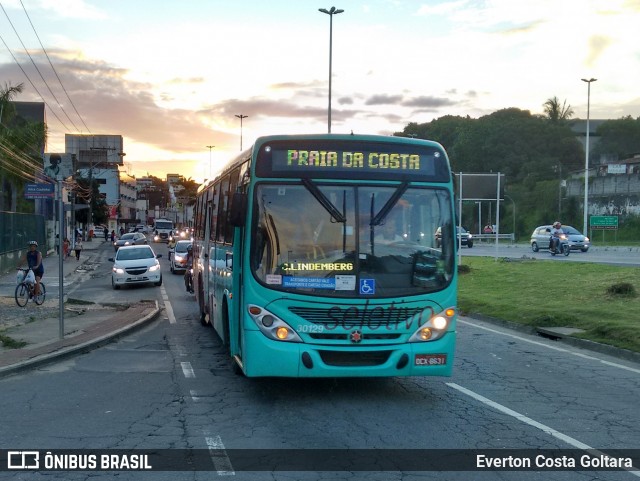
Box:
250;182;455;298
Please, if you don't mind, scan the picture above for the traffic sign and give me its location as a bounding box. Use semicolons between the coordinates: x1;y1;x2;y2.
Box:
24;183;54;199
590;215;618;230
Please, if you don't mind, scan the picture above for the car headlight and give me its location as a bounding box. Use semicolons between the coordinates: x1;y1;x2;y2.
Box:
247;305;302;342
149;263;160;272
175;254;184;262
154;235;159;241
584;237;590;242
112;266;125;274
408;307;455;342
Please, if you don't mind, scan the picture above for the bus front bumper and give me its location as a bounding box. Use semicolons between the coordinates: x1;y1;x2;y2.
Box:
242;330;455;378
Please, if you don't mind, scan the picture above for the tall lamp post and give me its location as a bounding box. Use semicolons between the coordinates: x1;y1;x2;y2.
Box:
206;145;215;181
319;6;344;134
581;77;597;235
235;114;248;150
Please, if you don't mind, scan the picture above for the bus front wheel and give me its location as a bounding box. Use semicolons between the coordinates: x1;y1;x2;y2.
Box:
198;279;208;326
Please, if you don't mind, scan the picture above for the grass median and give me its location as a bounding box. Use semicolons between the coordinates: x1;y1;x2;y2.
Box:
457;257;640;353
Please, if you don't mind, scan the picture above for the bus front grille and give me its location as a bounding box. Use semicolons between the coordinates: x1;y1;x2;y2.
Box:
309;333;401;341
318;350;391;367
289;306;426;328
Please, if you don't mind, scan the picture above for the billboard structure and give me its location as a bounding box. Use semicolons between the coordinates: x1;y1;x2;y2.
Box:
65;134;125;168
43;153;75;180
455;172;505;259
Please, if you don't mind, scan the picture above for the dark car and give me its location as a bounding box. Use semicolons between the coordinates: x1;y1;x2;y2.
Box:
435;226;474;248
530;225;590;252
113;232;148;251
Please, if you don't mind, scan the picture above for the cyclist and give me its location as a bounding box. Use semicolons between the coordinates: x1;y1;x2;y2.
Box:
17;240;44;297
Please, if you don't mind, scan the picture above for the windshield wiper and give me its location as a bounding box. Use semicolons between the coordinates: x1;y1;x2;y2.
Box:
301;179;346;223
371;181;409;226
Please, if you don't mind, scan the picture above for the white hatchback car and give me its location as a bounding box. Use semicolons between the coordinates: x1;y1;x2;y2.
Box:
109;245;163;289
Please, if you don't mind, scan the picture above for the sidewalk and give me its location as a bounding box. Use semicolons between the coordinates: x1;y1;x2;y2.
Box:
0;238;161;378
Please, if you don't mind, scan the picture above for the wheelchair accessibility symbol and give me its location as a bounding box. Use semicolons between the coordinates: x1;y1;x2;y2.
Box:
359;279;375;295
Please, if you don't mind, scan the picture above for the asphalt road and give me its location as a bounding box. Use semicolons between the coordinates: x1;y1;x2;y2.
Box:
1;242;639;480
460;242;640;267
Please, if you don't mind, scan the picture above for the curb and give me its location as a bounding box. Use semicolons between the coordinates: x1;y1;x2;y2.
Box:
0;301;161;378
465;313;640;365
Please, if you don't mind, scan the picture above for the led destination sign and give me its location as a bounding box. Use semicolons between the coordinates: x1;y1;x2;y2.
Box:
256;140;450;181
286;150;422;171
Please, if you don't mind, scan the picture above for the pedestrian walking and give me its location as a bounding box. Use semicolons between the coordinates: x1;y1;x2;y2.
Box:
63;237;70;260
75;237;83;261
104;226;109;241
110;230;116;242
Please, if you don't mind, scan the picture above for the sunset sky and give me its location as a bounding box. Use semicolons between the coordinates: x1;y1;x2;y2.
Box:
1;0;639;183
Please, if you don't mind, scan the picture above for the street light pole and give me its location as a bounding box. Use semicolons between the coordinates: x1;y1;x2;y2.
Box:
581;77;597;236
235;114;248;150
206;145;215;180
319;6;344;134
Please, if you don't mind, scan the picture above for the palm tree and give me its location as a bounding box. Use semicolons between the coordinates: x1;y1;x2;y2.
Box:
543;96;574;122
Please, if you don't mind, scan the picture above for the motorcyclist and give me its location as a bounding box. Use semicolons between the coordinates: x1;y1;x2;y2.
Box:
167;236;176;261
184;244;194;293
549;221;564;252
17;241;44;297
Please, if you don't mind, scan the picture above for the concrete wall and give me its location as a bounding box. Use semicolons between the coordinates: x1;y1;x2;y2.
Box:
566;174;640;217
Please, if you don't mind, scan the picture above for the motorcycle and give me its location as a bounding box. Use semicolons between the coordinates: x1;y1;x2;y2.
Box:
184;266;194;293
549;234;570;256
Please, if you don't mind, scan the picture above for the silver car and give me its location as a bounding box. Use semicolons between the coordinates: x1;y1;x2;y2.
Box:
530;225;590;252
113;232;148;251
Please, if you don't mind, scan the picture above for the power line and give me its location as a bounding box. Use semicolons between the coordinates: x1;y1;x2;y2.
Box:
0;32;70;131
0;2;80;132
18;0;91;134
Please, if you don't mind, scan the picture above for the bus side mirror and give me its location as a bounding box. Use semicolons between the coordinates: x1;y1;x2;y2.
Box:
229;193;247;227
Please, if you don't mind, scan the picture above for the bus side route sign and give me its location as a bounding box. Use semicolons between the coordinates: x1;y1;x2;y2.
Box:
590;215;618;230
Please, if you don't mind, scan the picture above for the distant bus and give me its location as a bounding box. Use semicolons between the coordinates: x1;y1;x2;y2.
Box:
192;134;458;377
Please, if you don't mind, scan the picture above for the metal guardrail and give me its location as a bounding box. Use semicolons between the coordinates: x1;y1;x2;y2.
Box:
472;233;515;243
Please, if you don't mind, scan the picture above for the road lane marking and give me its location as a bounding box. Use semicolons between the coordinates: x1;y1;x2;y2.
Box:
459;318;640;374
180;361;195;378
204;434;235;476
190;390;201;402
165;300;176;324
160;286;169;301
447;382;640;477
447;382;591;449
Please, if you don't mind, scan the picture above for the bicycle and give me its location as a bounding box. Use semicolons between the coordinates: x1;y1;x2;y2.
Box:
15;268;46;307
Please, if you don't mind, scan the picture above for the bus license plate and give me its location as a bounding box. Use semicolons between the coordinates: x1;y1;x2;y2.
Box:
415;354;447;366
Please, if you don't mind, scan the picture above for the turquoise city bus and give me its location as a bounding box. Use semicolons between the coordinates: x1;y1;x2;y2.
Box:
192;134;458;377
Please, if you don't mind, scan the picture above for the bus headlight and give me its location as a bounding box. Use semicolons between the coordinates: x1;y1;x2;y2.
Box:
247;305;302;343
408;307;455;342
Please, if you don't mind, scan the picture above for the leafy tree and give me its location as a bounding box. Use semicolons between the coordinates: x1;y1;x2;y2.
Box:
398;115;473;149
593;116;640;160
543;96;574;122
180;177;200;206
0;82;47;212
73;177;108;226
451;108;582;181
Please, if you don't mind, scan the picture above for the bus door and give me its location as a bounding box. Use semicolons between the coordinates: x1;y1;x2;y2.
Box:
197;200;213;323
